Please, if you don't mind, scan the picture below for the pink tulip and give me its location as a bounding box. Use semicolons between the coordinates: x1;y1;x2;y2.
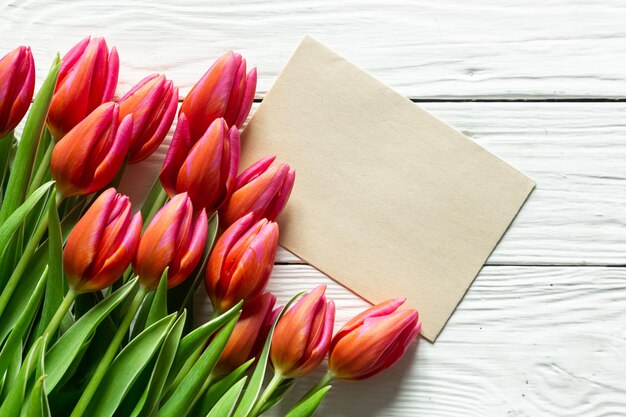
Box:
180;51;256;143
64;188;142;293
160;116;239;212
329;298;421;380
0;46;35;137
220;156;295;228
119;74;178;163
205;213;278;313
270;285;335;378
133;193;208;290
48;36;119;140
214;292;277;376
50;102;132;197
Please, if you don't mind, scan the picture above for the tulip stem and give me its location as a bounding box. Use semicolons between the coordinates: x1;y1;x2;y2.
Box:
296;370;334;407
70;285;148;417
43;289;77;340
249;372;285;417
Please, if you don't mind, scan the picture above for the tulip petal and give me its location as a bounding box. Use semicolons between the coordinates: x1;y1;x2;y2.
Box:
205;213;256;299
80;211;142;292
176;118;226;211
234;67;257;127
331;298;406;351
234;156;275;189
168;208;208;288
88;112;132;194
134;193;188;286
223;56;247;126
181;51;238;142
127;80;178;163
103;46;119;101
265;167;295;221
271;285;327;377
64;189;116;289
160;113;191;197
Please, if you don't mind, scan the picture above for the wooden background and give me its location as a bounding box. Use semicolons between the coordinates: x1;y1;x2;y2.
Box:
3;1;626;415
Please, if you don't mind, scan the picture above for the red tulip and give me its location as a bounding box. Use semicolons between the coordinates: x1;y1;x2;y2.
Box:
0;46;35;137
134;193;208;290
47;36;119;139
160;116;239;212
64;188;142;293
328;298;421;381
220;156;295;228
50;102;132;197
215;292;277;376
119;74;178;163
271;285;335;378
205;213;278;313
180;51;256;143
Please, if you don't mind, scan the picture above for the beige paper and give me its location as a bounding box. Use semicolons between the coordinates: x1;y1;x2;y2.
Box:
241;36;534;341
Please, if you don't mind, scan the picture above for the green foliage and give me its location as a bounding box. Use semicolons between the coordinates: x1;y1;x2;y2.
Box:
45;279;137;392
84;314;177;417
284;386;332;417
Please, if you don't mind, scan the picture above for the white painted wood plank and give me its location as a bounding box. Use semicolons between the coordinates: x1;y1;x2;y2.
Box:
3;0;626;99
194;264;626;416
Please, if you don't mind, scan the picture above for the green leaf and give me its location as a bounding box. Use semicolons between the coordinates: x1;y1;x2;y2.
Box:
0;336;45;417
130;292;155;341
21;338;52;417
34;189;64;339
232;293;304;417
0;345;21;401
0;266;47;378
0;181;54;261
146;268;168;328
205;376;247;417
45;279;138;392
20;375;50;417
155;313;241;417
0;243;49;345
84;314;176;417
191;359;254;417
0;56;60;225
284;386;331;417
163;301;243;397
132;311;187;417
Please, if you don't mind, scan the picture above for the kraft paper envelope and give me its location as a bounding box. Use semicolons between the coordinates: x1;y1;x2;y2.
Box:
240;36;535;341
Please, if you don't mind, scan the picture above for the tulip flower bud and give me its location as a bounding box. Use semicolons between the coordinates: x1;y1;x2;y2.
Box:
64;188;142;293
119;74;178;163
48;36;119;140
270;285;335;378
215;292;277;376
205;213;278;313
160;116;239;212
50;102;133;197
180;51;256;143
0;46;35;137
134;193;208;290
329;298;421;381
220;156;295;228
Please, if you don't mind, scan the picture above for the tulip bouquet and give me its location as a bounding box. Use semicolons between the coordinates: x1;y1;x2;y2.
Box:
0;36;421;417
